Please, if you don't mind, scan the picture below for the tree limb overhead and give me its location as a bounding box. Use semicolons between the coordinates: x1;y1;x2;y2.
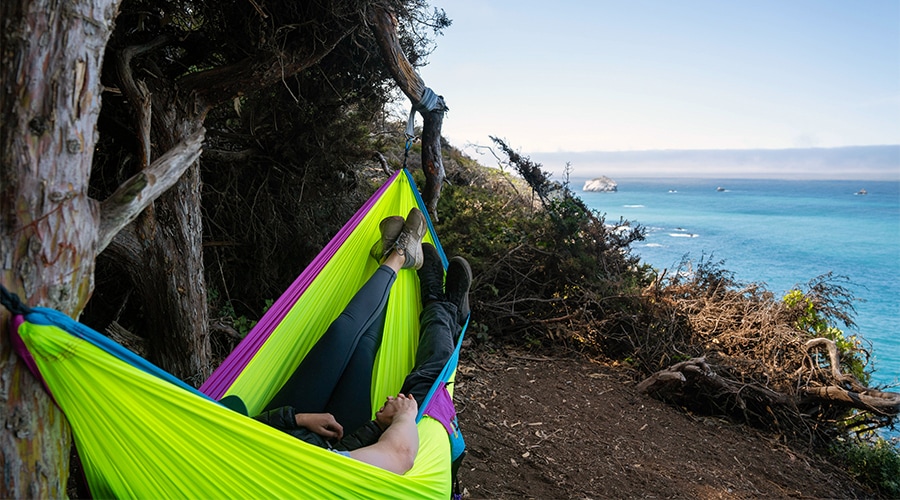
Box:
97;129;205;252
179;29;354;110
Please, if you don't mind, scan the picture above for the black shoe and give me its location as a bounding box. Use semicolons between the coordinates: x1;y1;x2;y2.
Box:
445;256;472;325
417;243;445;304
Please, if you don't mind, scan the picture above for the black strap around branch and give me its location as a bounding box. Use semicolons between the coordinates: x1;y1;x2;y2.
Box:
0;283;32;316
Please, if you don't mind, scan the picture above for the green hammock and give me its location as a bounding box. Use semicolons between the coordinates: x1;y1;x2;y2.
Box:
7;169;465;498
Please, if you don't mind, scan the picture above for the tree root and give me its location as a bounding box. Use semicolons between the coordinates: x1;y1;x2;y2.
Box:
638;338;899;438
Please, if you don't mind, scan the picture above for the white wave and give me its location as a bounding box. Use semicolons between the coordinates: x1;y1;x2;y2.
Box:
645;243;664;247
623;204;645;208
669;233;699;238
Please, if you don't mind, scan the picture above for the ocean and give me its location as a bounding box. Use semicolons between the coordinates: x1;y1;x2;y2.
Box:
577;178;900;396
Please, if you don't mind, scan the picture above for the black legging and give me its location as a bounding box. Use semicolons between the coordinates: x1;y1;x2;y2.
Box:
263;265;461;433
264;265;395;432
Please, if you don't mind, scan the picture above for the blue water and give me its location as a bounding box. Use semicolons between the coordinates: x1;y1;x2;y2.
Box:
578;178;900;395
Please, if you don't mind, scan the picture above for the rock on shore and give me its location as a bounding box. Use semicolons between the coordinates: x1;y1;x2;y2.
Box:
583;176;618;192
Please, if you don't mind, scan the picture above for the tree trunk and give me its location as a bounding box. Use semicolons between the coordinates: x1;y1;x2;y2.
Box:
102;25;352;383
2;1;203;493
368;5;448;219
103;54;213;381
0;0;119;495
104;151;212;384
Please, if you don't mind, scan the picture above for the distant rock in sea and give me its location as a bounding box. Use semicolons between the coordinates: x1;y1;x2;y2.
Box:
583;176;618;192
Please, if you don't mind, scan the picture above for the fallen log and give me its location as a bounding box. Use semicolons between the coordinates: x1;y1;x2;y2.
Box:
636;357;712;393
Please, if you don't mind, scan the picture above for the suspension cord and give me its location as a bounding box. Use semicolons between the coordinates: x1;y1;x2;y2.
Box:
402;87;441;170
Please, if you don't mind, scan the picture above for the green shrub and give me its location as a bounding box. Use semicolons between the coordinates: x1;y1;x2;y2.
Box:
432;142;649;350
783;288;869;385
833;437;900;497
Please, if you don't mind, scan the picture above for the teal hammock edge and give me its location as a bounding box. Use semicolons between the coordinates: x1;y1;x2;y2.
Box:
14;307;213;403
8;168;465;435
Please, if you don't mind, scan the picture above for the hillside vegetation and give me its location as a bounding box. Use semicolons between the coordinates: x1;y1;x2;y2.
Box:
426;138;900;497
190;125;899;494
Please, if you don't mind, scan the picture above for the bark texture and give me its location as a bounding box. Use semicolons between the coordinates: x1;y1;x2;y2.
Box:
1;0;207;492
0;0;118;495
103;63;212;381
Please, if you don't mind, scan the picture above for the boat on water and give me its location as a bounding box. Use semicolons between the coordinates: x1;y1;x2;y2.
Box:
856;188;868;195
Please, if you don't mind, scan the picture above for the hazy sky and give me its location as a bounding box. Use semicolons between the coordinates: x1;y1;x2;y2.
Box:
414;1;900;157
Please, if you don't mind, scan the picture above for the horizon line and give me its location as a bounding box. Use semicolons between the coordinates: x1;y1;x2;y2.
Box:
530;144;900;155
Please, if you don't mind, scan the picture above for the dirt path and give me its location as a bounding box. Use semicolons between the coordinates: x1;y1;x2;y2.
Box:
454;350;872;499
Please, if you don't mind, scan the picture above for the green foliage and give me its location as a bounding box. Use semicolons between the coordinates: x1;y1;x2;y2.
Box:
467;322;490;343
833;437;900;497
433;143;650;350
208;288;260;338
783;288;870;385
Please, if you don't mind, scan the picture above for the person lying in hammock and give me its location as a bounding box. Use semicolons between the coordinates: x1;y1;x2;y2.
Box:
250;207;471;475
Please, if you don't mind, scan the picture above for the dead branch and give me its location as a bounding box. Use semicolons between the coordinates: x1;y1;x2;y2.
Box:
179;28;353;110
373;151;392;175
802;337;900;415
202;148;260;163
116;35;171;169
97;128;205;252
804;337;866;390
803;386;900;415
106;321;146;357
636;357;713;393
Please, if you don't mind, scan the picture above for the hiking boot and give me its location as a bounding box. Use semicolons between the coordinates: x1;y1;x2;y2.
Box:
370;216;405;262
445;256;472;325
393;207;426;269
417;243;445;304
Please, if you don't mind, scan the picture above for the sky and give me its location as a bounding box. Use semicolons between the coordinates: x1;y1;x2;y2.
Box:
412;1;900;178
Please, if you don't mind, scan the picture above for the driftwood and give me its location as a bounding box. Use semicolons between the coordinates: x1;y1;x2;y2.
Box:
635;357;712;393
636;357;792;409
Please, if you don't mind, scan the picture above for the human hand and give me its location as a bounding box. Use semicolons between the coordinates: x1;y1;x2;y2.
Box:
375;394;418;430
295;412;344;439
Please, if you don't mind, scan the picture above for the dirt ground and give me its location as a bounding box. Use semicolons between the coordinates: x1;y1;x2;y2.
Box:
454;348;874;500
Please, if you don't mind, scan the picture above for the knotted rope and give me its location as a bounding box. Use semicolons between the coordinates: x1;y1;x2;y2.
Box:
0;283;32;315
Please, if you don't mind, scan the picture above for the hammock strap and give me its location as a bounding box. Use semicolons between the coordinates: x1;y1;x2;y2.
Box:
402;87;440;170
0;286;55;401
0;283;32;316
